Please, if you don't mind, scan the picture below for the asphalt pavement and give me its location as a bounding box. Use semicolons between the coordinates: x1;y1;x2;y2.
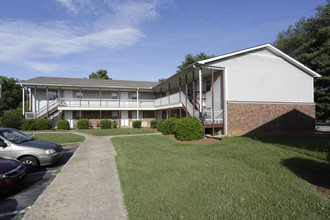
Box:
0;146;78;220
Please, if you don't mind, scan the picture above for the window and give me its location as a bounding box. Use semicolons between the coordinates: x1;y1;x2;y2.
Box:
131;93;137;99
48;90;58;100
75;111;83;120
76;91;83;98
112;92;118;99
112;111;118;120
132;111;143;120
206;81;211;92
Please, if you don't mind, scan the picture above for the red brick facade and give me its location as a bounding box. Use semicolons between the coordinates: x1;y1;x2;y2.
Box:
227;102;315;136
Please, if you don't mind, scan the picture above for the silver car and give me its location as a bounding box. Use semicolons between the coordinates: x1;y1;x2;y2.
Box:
0;128;64;172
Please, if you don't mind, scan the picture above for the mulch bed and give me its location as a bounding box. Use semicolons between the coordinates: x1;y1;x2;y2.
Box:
165;134;221;144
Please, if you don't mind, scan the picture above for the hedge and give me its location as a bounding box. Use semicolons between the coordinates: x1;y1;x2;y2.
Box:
162;118;179;135
35;118;51;130
100;119;112;129
113;120;118;128
56;120;70;130
133;120;141;128
175;116;204;141
150;120;157;129
0;109;24;129
156;119;166;133
21;119;37;130
77;119;89;129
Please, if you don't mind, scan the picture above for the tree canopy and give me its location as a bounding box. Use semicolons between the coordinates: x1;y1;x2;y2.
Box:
158;78;166;83
0;76;22;114
274;1;330;121
89;69;112;80
176;52;215;72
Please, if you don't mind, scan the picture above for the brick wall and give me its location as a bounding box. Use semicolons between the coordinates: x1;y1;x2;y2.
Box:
227;102;315;136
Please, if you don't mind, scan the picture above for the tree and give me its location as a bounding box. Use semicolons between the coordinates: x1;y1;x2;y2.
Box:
89;69;112;80
274;1;330;121
158;78;166;83
177;52;215;72
0;76;22;114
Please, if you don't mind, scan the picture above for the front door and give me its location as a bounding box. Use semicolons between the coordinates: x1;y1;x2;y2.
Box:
121;111;129;127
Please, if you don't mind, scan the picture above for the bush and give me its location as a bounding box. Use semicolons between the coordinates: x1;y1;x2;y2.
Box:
100;119;112;129
175;116;204;141
0;109;24;129
21;119;37;130
133;120;141;128
162;117;179;135
56;120;70;130
77;119;89;129
156;119;166;133
35;118;51;130
113;120;118;128
150;120;157;129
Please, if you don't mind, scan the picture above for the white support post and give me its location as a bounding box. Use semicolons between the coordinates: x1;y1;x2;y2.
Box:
199;68;203;112
137;88;139;120
22;86;25;116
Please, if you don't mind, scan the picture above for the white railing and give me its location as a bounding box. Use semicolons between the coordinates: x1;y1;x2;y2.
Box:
36;99;59;118
203;110;223;124
180;92;200;117
60;98;155;108
154;92;181;107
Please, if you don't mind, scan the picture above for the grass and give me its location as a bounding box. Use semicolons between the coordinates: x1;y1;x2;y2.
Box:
112;135;330;220
77;128;154;136
32;133;85;144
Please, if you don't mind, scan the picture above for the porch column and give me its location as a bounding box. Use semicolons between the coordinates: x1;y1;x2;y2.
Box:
46;87;49;118
168;83;171;117
179;78;182;119
118;89;121;107
136;88;139;120
29;88;32;111
212;69;215;136
119;110;121;128
79;88;82;119
222;70;225;135
193;71;195;116
185;74;188;115
34;87;37;119
160;87;162;106
199;68;203;117
153;90;156;120
100;111;102;121
22;86;25;116
99;89;102;107
58;88;61;120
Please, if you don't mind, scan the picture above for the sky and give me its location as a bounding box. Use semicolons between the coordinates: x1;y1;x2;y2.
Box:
0;0;326;82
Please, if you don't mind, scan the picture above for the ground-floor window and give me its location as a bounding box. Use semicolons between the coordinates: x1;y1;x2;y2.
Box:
112;111;118;119
131;111;143;120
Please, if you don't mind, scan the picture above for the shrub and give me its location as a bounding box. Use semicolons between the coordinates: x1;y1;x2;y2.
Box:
56;120;70;130
162;117;179;135
156;119;166;133
77;119;89;129
175;116;204;141
21;119;37;130
100;119;112;129
133;120;141;128
35;118;51;130
113;120;118;128
0;109;24;129
150;120;157;129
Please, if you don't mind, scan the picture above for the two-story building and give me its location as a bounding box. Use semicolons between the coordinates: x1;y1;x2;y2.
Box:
18;43;320;136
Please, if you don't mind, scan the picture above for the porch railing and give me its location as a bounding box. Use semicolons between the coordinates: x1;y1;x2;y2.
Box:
59;98;154;108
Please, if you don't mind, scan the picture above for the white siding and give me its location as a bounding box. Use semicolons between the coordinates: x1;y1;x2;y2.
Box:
211;49;314;103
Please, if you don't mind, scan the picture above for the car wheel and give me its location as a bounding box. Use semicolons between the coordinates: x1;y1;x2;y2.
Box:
20;156;39;173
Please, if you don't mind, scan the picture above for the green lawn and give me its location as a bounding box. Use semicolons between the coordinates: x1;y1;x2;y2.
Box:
32;133;85;144
112;135;330;220
77;128;154;136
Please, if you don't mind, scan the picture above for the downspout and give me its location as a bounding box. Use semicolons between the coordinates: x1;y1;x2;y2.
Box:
137;88;139;120
22;85;25;117
199;68;203;116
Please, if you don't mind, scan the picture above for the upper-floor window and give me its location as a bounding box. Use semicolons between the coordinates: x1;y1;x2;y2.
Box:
48;90;58;100
112;92;118;99
131;92;141;99
76;91;83;98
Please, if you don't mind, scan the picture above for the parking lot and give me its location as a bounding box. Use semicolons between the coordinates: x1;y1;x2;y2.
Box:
0;145;78;220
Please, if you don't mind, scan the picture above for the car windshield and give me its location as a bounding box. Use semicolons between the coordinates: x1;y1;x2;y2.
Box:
0;129;33;144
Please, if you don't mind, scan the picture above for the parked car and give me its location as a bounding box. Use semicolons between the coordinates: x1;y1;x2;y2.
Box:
0;128;64;172
0;157;26;194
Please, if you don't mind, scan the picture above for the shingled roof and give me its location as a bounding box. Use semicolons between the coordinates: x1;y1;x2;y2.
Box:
19;77;159;89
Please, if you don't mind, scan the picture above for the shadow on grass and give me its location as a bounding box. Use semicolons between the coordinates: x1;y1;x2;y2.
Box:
282;157;330;192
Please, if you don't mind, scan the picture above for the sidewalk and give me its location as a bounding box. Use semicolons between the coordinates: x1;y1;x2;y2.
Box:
23;132;128;220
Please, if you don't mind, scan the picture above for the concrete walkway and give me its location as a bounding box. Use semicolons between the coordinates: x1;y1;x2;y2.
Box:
23;132;159;220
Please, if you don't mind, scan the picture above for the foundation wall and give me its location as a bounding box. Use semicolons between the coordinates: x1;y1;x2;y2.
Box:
227;102;315;136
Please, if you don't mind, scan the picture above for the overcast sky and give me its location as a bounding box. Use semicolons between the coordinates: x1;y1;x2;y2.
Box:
0;0;326;82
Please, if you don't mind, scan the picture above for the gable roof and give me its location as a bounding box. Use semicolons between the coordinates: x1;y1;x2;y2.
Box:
197;43;321;78
19;77;158;89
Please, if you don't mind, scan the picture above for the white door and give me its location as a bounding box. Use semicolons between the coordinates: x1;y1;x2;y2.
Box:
121;111;129;127
121;92;128;107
